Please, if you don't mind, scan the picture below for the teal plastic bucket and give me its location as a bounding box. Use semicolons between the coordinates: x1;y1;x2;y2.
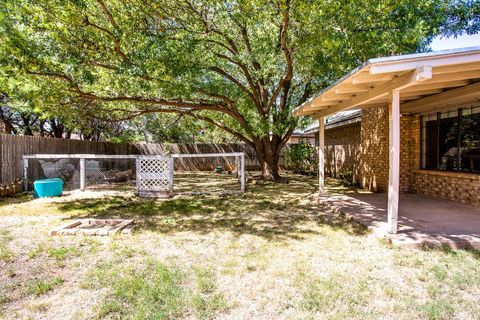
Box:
33;178;64;198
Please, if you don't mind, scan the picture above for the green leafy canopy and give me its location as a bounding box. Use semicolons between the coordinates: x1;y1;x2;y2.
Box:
0;0;478;176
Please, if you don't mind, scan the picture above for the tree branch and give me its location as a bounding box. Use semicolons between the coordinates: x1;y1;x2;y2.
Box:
298;80;313;106
214;53;263;113
188;112;254;146
74;89;229;113
84;0;126;60
197;88;236;107
209;66;256;103
83;104;254;146
268;0;293;111
97;0;118;28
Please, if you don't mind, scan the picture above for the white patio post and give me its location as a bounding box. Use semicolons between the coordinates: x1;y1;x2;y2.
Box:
318;116;325;194
79;157;86;191
387;90;400;234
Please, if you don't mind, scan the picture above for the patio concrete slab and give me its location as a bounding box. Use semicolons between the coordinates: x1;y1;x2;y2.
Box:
318;192;480;249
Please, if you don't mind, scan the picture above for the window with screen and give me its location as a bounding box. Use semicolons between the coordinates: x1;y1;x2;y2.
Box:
421;105;480;174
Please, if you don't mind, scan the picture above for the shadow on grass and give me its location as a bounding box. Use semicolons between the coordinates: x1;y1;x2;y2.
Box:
421;244;480;260
56;175;368;240
0;192;34;207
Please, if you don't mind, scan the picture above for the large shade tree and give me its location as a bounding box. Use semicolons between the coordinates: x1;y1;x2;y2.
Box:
0;0;478;180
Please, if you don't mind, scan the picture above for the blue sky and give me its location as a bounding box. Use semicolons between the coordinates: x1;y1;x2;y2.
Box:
430;33;480;51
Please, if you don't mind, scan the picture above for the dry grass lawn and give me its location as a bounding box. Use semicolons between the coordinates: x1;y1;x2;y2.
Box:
0;173;479;319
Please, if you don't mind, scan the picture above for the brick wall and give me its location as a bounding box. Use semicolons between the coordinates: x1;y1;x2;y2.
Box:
401;115;479;206
357;106;389;192
413;170;480;206
324;105;479;206
399;115;421;193
356;106;421;193
324;123;361;177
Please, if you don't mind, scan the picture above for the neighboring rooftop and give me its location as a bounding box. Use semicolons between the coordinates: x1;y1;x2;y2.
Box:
304;110;361;134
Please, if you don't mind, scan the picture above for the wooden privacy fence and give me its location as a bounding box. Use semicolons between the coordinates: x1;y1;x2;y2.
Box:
0;134;134;187
0;134;265;188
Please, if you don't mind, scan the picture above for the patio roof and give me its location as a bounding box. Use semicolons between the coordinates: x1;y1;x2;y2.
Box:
293;46;480;117
297;47;480;235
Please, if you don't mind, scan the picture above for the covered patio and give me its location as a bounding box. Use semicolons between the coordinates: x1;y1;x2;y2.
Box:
319;190;480;249
294;47;480;245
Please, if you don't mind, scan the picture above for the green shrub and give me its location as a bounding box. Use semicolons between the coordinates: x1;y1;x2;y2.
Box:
284;139;318;175
337;171;358;187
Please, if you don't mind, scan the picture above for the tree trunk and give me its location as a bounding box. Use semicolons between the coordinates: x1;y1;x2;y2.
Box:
259;153;281;181
0;120;15;134
254;139;282;181
22;115;34;135
0;107;16;134
39;119;46;136
52;124;64;138
47;118;65;138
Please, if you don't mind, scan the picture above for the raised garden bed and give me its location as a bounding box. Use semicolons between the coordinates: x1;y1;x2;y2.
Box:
49;219;134;236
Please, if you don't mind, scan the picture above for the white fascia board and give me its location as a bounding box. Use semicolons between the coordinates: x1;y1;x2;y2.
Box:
369;48;480;74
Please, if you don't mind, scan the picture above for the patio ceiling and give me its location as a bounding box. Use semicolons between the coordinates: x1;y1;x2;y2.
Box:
293;46;480;117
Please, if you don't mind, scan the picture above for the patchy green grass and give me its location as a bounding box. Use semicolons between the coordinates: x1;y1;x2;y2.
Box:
295;245;480;320
0;230;13;262
0;173;479;319
83;257;227;320
191;267;228;319
27;244;44;259
93;260;184;319
25;276;64;296
47;246;79;261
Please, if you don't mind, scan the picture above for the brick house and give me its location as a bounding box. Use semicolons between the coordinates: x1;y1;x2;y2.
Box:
306;110;361;178
294;47;480;235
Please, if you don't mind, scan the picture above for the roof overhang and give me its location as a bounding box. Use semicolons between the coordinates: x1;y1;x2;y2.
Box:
293;46;480;118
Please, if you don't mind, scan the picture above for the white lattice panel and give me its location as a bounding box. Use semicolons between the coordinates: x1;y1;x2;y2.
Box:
136;156;173;197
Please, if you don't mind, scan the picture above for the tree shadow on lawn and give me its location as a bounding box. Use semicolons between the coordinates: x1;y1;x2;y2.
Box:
0;192;34;208
56;175;368;240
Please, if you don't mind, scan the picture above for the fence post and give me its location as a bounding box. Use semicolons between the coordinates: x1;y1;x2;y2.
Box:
240;153;245;193
23;158;29;191
236;156;240;180
80;157;86;191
